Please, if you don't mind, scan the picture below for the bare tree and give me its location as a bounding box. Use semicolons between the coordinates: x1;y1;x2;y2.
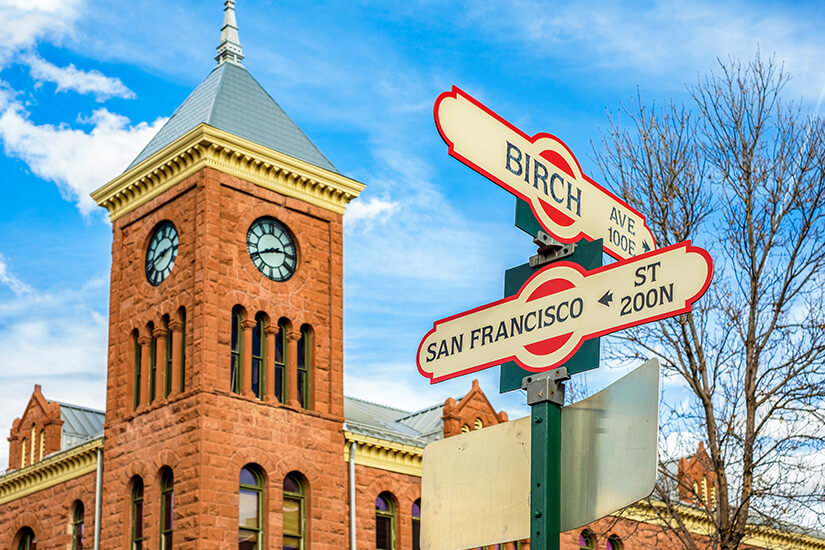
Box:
594;53;825;549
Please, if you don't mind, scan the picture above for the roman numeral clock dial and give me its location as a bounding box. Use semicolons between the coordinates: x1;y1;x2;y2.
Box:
145;221;179;286
247;217;297;282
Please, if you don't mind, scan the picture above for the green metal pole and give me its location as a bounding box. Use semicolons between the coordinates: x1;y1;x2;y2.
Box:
531;399;562;550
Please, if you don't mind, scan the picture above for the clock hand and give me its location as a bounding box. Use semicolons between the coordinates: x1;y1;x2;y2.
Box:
259;247;283;254
154;246;172;266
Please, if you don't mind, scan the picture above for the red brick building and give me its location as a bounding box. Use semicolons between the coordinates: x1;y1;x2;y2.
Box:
2;3;824;550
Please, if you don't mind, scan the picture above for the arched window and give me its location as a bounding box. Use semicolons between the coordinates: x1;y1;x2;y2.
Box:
163;315;173;398
17;527;36;550
131;477;144;549
71;501;85;550
461;424;470;434
252;313;266;399
474;418;483;430
297;325;312;408
147;322;157;403
239;465;264;549
606;535;623;550
178;308;187;393
231;307;244;394
160;468;174;549
579;529;595;550
30;425;35;464
375;492;396;550
283;473;306;550
39;429;45;461
20;438;26;468
274;319;288;403
132;330;141;410
411;498;421;550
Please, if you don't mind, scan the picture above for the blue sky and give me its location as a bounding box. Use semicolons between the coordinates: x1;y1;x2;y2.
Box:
1;0;824;467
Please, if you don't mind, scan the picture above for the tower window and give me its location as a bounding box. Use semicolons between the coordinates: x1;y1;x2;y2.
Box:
231;307;244;394
131;477;144;550
579;529;595;549
20;438;26;468
71;501;85;550
239;465;264;549
252;313;266;399
375;492;396;550
274;319;288;403
39;429;45;461
160;468;174;549
412;498;421;550
164;316;173;398
283;473;306;550
30;425;35;464
132;330;141;410
297;325;312;408
148;322;157;403
179;308;187;393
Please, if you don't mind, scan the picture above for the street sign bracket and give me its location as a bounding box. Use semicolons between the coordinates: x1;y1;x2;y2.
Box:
522;367;570;406
530;232;576;268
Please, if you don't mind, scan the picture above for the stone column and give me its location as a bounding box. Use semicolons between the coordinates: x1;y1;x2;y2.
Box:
286;329;301;407
241;319;257;397
153;326;167;402
137;335;151;409
264;325;277;401
169;320;184;397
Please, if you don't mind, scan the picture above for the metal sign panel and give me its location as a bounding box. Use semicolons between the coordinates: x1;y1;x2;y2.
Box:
421;416;532;550
434;86;656;261
560;358;660;530
418;241;712;383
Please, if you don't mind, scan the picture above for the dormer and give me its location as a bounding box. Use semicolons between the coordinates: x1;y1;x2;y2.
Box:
678;441;718;508
441;379;509;437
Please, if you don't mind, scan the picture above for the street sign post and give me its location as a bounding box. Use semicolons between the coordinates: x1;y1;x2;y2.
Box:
434;87;656;260
417;241;713;383
420;359;661;549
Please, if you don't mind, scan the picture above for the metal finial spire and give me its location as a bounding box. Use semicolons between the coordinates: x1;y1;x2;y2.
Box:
216;0;244;65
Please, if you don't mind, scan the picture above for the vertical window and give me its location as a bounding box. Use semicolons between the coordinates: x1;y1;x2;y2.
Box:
283;473;306;550
251;314;266;399
30;426;35;464
579;529;595;550
375;492;396;550
411;499;421;550
20;438;26;468
160;468;174;549
297;325;311;408
179;308;186;393
72;501;85;550
239;466;264;549
231;307;244;394
131;477;144;550
606;535;623;550
164;316;173;398
474;418;483;430
39;429;45;461
274;320;288;403
17;527;36;550
148;322;157;403
133;330;141;410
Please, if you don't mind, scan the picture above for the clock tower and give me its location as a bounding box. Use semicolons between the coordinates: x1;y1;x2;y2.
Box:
91;2;364;547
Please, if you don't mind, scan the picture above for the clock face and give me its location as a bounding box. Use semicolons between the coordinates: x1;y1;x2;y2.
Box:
247;217;297;281
145;221;179;286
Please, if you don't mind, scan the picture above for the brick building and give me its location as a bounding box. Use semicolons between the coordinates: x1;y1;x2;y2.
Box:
2;3;825;550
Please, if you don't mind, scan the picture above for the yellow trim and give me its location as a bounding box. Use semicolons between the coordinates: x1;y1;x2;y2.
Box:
0;438;102;505
619;500;825;550
91;123;365;221
344;431;423;477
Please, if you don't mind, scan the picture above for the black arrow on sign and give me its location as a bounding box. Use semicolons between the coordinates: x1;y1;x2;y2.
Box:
598;290;613;307
642;241;651;253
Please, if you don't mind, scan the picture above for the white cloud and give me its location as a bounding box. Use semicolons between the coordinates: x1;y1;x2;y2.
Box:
0;99;166;215
344;196;399;230
0;253;33;296
23;53;135;101
0;0;83;65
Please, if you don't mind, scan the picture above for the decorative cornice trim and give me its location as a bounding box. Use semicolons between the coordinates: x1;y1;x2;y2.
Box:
0;437;102;505
344;431;423;477
619;500;825;549
91;123;365;221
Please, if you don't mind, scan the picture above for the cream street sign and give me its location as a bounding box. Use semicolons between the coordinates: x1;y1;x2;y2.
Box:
434;86;656;261
417;241;712;383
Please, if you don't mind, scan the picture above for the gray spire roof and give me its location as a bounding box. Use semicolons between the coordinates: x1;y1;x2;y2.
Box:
216;0;244;66
127;62;338;172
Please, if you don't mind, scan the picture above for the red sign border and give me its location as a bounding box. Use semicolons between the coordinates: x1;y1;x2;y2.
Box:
433;85;658;261
417;240;713;384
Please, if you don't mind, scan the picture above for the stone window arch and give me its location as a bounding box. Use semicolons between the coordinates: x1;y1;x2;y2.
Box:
239;464;265;548
283;472;307;550
71;500;85;550
375;491;397;550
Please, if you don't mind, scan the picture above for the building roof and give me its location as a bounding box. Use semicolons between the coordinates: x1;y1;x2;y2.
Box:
343;396;440;447
57;402;105;451
127;62;337;174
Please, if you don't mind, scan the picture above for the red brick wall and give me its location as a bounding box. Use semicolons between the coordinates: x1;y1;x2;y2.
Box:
0;471;96;547
100;166;347;548
353;464;421;549
6;385;63;471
